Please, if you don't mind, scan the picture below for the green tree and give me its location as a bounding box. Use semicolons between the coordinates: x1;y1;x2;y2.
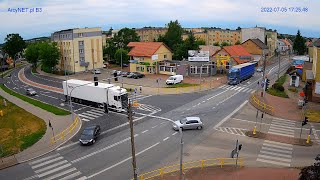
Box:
299;154;320;180
24;43;40;67
195;39;206;46
114;48;129;65
235;40;241;45
163;20;183;52
293;30;307;55
113;28;140;50
104;39;117;60
213;42;220;46
221;42;230;47
39;42;60;73
3;33;26;67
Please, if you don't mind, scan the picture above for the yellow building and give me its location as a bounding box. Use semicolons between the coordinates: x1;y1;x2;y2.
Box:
52;27;103;73
206;29;241;45
135;27;168;42
266;30;278;56
127;42;172;74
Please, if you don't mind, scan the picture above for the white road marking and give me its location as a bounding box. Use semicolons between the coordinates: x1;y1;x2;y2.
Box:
29;154;60;165
260;150;292;158
71;135;138;163
207;89;228;100
152;125;158;128
59;171;82;180
31;157;63;169
142;130;148;134
256;158;290;167
258;154;291;163
22;175;38;180
163;137;169;141
35;160;68;174
81;112;99;118
212;107;216;109
78;114;94;120
261;146;292;154
74;106;87;112
268;131;294;137
214;100;248;128
86;142;160;179
37;163;71;177
39;93;59;99
172;132;178;136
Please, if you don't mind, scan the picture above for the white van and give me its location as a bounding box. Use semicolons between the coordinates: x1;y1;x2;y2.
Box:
166;75;183;85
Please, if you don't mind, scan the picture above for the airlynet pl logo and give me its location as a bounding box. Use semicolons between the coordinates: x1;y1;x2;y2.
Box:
7;7;42;13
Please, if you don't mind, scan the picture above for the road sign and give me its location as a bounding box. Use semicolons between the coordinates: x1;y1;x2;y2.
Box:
134;88;137;94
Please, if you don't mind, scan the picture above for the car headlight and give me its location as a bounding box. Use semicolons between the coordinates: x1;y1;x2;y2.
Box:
89;139;93;142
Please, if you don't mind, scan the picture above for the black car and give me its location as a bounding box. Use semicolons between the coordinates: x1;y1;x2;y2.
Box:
120;71;130;77
130;72;145;79
79;125;101;145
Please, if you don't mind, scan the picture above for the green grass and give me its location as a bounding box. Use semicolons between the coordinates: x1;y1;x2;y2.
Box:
166;83;198;88
0;95;46;157
0;84;70;116
275;74;287;85
305;110;320;123
31;66;38;74
267;87;289;98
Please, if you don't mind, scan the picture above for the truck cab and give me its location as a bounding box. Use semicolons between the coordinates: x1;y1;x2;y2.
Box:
228;68;240;85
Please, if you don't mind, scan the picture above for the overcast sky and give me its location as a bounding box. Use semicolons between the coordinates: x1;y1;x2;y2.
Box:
0;0;319;43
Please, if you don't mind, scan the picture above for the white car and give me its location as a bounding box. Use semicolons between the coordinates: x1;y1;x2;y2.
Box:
256;67;263;73
173;117;203;130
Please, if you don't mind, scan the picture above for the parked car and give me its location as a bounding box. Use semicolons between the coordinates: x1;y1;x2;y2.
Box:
91;69;101;74
111;70;117;74
79;125;101;145
116;71;122;76
128;72;145;79
26;88;37;96
256;67;263;73
122;63;129;67
120;71;130;77
166;75;183;85
173;117;203;130
103;64;107;68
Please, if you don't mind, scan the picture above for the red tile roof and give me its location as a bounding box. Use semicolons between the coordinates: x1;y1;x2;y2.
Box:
127;42;171;57
281;39;291;46
222;45;252;64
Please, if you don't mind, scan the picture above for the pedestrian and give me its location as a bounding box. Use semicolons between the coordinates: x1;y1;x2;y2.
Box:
139;86;142;93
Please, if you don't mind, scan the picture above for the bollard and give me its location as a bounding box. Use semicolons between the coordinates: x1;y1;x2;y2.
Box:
306;135;311;144
253;126;257;135
201;160;205;169
3;99;7;107
0;110;3;117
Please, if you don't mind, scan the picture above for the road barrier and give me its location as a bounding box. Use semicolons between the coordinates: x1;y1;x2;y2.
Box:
135;157;244;180
250;94;274;115
50;116;79;145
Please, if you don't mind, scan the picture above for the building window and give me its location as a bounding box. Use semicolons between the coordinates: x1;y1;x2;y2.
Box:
78;33;83;37
79;49;84;54
164;54;167;59
136;66;145;72
79;41;84;46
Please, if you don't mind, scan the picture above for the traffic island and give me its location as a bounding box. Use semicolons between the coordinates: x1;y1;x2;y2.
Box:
245;131;313;146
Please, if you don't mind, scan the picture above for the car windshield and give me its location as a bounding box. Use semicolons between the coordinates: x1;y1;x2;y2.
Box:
168;77;174;80
82;129;94;135
180;118;187;124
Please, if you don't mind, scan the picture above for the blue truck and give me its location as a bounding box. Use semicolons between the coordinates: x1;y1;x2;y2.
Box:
228;62;256;85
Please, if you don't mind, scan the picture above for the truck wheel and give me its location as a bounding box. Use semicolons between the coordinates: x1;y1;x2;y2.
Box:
197;126;202;130
79;99;82;103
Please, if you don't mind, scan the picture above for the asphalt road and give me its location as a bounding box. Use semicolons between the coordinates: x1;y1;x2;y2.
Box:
1;58;303;180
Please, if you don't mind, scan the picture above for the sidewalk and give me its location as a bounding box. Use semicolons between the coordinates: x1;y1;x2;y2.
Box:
0;88;81;169
151;166;300;180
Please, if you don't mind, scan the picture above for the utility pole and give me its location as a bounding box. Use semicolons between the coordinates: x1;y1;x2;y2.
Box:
92;48;95;74
121;51;123;72
261;50;266;97
199;65;202;91
128;100;138;180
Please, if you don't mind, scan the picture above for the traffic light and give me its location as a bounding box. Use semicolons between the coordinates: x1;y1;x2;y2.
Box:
114;71;118;81
238;144;242;151
94;76;98;86
265;78;270;91
302;117;309;126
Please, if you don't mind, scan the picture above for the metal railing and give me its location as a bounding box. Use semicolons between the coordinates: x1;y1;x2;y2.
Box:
136;157;244;180
50;115;79;144
250;94;274;115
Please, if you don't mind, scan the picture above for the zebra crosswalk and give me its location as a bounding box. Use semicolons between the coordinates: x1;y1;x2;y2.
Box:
268;118;296;138
137;104;161;112
28;153;85;180
219;84;255;93
78;108;105;122
214;127;247;136
256;140;293;167
129;94;152;101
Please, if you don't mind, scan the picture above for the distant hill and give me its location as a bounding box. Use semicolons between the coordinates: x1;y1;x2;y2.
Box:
25;36;50;44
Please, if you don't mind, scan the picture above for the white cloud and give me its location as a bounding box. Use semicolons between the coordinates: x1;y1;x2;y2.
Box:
0;0;319;42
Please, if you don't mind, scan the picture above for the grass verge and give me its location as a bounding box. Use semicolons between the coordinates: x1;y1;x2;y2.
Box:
267;74;289;98
0;84;70;116
0;95;46;157
305;110;320;123
276;74;287;85
166;83;198;88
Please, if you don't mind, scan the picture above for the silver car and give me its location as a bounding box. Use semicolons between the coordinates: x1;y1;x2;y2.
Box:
26;88;37;96
173;117;203;130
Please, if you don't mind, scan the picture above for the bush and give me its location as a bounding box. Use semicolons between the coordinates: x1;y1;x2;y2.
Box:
272;83;285;92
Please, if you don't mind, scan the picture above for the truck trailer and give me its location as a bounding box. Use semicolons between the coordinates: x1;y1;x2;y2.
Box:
62;79;128;112
228;62;255;85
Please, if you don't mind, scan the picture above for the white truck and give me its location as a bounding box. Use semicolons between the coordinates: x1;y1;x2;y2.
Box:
62;79;128;112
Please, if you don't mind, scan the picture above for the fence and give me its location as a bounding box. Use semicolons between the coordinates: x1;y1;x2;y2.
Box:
250;94;274;115
136;157;244;180
50;116;79;144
